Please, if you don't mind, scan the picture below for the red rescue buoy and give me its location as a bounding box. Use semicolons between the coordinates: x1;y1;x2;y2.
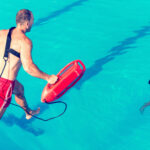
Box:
41;60;86;103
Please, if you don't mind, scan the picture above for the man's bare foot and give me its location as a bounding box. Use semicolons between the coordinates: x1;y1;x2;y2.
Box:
26;107;40;120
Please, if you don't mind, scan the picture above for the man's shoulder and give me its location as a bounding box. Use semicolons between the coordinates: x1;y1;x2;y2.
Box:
0;29;9;36
20;35;32;52
21;34;32;46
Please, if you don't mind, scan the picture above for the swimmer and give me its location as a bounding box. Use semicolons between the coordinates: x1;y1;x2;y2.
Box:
0;9;58;119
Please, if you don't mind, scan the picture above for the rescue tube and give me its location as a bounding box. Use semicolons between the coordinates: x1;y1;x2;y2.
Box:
41;60;86;103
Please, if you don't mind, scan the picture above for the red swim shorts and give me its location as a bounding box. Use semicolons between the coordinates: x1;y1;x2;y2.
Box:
0;77;15;109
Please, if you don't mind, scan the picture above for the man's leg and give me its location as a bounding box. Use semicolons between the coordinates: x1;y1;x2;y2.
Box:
13;80;40;119
0;108;7;119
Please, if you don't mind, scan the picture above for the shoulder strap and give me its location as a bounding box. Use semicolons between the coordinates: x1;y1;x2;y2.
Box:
3;27;16;59
9;49;20;58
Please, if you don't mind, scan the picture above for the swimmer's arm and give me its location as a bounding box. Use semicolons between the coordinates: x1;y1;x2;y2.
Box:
140;101;150;114
141;101;150;108
20;38;49;81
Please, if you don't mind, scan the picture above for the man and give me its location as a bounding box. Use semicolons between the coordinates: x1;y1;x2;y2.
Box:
0;9;58;119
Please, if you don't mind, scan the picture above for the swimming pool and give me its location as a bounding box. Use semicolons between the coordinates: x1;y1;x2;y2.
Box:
1;0;150;150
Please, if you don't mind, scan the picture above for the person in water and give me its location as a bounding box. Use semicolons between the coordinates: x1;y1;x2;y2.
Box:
0;9;58;119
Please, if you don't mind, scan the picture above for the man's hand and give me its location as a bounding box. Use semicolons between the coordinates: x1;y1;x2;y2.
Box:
47;75;58;84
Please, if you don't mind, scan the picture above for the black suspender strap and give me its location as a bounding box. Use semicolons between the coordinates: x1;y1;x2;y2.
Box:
9;49;20;58
0;27;16;77
3;27;16;60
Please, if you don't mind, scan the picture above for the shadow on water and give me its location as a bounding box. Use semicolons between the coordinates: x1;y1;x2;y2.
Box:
75;25;150;89
33;0;88;27
33;0;150;90
2;102;50;136
2;98;66;136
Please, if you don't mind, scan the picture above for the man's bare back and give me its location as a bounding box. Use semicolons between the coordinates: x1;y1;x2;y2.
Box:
0;28;28;80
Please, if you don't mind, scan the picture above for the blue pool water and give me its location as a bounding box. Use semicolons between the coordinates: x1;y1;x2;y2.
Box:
1;0;150;149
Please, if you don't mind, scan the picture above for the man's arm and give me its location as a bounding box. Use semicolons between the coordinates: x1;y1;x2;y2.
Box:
20;37;58;84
